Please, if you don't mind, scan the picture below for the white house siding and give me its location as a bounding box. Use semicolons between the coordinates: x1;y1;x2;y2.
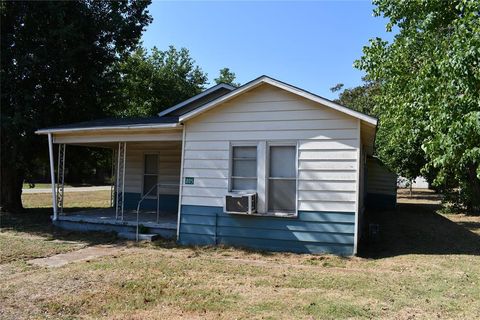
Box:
122;141;182;211
179;84;361;255
366;158;396;196
180;85;360;212
366;157;397;210
124;141;182;194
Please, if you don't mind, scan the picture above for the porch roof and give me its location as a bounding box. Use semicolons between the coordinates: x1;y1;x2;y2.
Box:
35;116;179;134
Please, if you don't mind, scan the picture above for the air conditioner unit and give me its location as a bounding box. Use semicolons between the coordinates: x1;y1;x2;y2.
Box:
224;192;257;215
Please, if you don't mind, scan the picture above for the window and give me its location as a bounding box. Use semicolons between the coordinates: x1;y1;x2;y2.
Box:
143;154;158;196
268;145;296;213
230;146;257;191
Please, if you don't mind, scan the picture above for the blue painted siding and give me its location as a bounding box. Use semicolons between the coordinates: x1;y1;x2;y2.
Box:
178;205;355;255
124;192;178;212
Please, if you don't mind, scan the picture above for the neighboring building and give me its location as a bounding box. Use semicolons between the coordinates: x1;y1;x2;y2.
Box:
398;176;429;189
37;76;379;255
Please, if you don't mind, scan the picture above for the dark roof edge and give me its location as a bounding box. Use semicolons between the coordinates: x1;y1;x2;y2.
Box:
36;116;180;134
157;83;236;117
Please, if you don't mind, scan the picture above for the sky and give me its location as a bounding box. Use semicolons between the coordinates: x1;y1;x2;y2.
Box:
141;1;394;100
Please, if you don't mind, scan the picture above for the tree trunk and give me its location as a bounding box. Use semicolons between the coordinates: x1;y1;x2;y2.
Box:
467;165;480;214
0;165;25;213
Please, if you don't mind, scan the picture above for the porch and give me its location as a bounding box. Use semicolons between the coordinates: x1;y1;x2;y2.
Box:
35;117;184;240
54;208;177;239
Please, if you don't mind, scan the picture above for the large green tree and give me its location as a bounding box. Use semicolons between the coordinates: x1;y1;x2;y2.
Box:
1;1;152;212
356;0;480;212
330;79;379;117
115;46;208;117
214;67;240;87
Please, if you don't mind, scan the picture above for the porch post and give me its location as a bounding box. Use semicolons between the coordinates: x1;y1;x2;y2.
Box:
115;143;120;219
56;144;66;215
48;133;58;221
115;142;126;220
110;147;117;208
121;142;126;220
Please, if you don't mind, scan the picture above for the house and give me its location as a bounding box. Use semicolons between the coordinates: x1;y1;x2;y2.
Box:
366;157;397;210
36;75;380;255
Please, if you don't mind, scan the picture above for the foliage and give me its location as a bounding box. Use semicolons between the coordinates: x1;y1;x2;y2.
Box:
114;46;208;117
214;67;240;87
330;78;379;117
1;1;152;211
356;0;480;212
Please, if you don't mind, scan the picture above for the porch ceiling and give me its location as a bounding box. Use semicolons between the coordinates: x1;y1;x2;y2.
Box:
49;127;183;146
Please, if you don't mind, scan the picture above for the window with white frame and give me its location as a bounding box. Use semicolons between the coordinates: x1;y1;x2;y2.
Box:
143;154;158;196
267;145;297;213
230;145;257;191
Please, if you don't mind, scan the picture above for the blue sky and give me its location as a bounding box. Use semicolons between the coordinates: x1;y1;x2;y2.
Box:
141;1;394;99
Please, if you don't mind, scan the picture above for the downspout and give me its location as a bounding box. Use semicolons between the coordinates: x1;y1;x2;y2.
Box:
176;123;186;240
214;210;218;245
353;120;361;255
48;133;58;221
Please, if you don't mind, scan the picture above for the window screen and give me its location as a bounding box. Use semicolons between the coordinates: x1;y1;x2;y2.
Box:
143;154;158;196
231;146;257;191
268;146;296;212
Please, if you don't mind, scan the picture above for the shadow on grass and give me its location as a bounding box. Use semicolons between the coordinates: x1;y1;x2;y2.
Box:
359;199;480;258
397;192;444;202
0;207;118;245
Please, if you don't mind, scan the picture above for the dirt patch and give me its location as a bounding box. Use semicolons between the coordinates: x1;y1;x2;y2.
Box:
28;244;124;268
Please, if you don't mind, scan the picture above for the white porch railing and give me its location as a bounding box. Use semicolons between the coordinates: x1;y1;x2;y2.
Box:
135;183;179;242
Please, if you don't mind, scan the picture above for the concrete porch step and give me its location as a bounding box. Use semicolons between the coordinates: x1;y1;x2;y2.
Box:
117;232;160;241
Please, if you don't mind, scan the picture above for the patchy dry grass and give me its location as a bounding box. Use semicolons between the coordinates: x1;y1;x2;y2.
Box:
1;189;480;319
1;191;116;266
0;232;83;265
21;190;111;209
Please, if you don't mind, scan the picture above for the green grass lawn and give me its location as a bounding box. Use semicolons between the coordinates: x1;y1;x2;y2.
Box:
1;190;480;319
21;189;111;209
23;183;78;189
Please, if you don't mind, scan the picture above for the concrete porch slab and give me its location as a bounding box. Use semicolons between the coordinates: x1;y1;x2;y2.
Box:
54;208;177;239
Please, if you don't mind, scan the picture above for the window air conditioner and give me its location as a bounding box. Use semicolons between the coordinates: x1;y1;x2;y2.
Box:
224;192;257;215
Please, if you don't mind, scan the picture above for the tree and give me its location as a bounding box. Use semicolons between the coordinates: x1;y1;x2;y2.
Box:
330;78;379;117
214;68;240;87
1;1;152;212
114;46;208;117
356;0;480;212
